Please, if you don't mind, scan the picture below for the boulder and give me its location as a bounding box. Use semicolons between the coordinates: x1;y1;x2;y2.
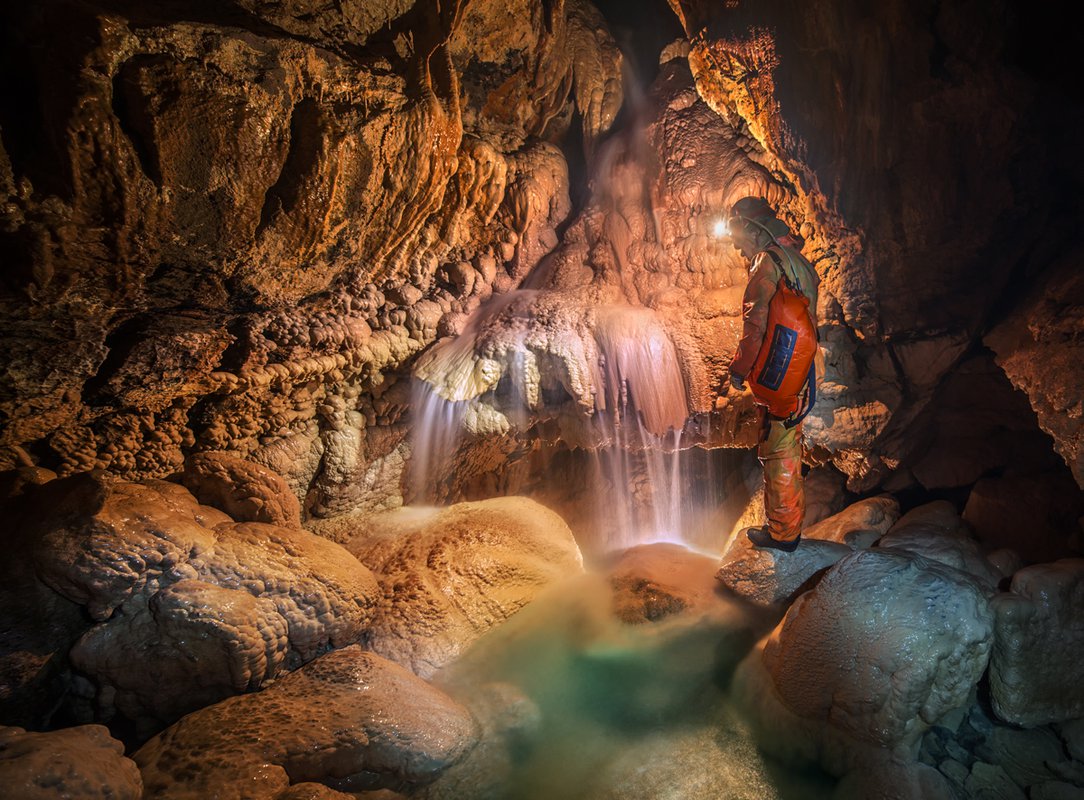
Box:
23;473;379;732
181;451;303;528
609;542;734;623
733;549;993;775
879;501;1002;590
715;529;852;608
803;495;900;549
0;724;142;800
832;759;956;800
990;559;1084;726
343;497;584;677
135;646;478;799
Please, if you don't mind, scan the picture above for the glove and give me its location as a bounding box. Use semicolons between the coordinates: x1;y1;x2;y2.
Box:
730;372;746;391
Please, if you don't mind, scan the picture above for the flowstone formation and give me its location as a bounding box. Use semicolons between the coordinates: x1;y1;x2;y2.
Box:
3;0;1084;798
3;0;1083;541
0;0;623;518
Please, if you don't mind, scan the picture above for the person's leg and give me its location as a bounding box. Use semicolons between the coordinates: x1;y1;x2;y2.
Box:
758;419;804;542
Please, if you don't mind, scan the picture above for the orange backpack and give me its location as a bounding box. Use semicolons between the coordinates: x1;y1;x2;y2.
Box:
749;251;818;424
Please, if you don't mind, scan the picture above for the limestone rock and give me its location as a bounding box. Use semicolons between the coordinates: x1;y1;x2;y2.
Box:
135;646;478;798
879;501;1002;590
803;495;900;549
608;542;731;623
733;549;993;775
832;759;956;800
24;473;379;731
0;724;142;800
714;529;852;608
990;559;1084;726
29;475;221;621
802;466;849;527
975;725;1065;789
344;498;584;676
987;250;1084;489
181;451;302;528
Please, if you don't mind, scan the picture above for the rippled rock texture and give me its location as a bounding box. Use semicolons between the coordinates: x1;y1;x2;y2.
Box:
734;548;994;775
3;0;1081;524
134;646;478;798
0;724;142;800
0;0;620;516
314;497;584;677
4;470;380;734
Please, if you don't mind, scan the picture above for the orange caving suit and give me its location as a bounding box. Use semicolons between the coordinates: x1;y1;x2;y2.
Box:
730;244;820;542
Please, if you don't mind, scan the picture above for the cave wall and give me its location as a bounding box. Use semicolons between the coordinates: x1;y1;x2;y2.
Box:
1;0;1081;519
670;0;1080;493
0;0;622;515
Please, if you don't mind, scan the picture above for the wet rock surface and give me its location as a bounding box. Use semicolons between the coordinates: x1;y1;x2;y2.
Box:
332;497;584;677
181;450;303;527
608;542;733;623
878;501;1003;591
8;471;379;732
714;531;851;609
734;548;994;775
0;724;142;800
990;559;1084;726
801;495;899;549
917;702;1084;800
134;646;478;798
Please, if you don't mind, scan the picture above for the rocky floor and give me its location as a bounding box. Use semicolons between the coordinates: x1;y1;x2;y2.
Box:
2;457;1084;799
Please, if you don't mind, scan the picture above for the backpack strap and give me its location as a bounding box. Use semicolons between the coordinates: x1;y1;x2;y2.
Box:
784;362;817;429
763;247;801;293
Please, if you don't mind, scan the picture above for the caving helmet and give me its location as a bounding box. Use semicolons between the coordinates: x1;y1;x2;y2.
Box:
727;196;791;246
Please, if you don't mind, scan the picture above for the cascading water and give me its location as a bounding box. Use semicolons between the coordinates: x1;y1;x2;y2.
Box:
586;305;689;550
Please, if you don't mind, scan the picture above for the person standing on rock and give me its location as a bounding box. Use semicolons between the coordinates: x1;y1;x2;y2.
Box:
725;196;820;552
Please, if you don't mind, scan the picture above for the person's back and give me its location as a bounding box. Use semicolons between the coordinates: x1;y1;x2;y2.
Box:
724;198;819;552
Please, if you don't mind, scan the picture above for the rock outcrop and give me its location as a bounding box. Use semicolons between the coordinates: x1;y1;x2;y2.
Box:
878;501;1003;591
734;548;993;775
713;497;900;608
134;646;478;798
181;451;303;527
987;250;1084;490
990;559;1084;726
0;724;142;800
316;497;583;677
17;472;379;732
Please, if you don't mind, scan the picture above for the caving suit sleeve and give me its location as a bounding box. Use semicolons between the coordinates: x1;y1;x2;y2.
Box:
729;251;780;380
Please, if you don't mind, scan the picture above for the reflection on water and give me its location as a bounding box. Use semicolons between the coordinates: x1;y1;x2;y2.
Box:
434;572;836;800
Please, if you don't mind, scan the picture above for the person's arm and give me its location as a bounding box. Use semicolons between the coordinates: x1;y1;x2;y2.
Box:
729;253;777;383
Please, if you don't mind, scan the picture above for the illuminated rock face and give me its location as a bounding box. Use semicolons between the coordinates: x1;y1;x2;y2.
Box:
0;0;617;513
0;724;142;800
12;472;380;734
713;497;899;608
2;0;1082;526
134;645;478;799
311;497;585;677
734;548;993;775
